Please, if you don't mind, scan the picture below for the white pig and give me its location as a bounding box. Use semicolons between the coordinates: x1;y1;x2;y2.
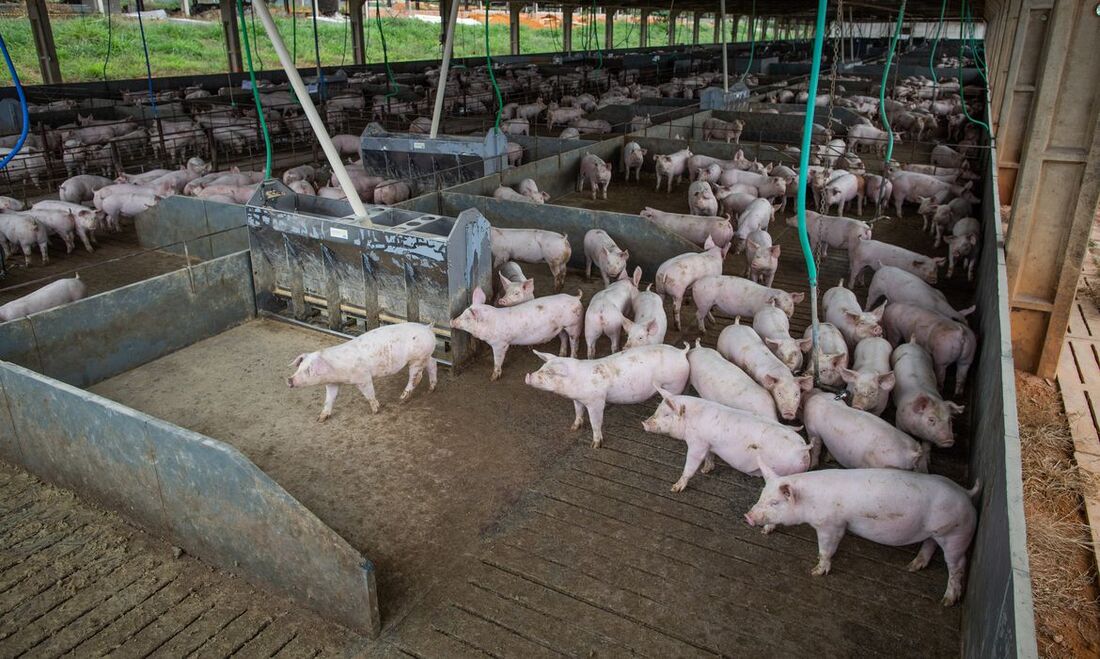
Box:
944;218;980;281
525;343;690;448
800;322;850;388
692;276;804;331
583;229;630;286
866;266;971;322
286;322;438;421
802;389;928;471
882;303;976;397
639;207;735;250
450;287;583;381
577;153;611;200
495;261;534;307
0;213;49;265
850;237;944;286
491;227;572;291
753;303;812;373
0;276;86;322
515;178;550;204
688;340;779;422
622;285;667;348
735;198;774;252
718;319;813;420
822;279;886;349
687;180;718;217
622;142;647;181
584;267;641;357
654;148;692;193
891;340;963;447
744;229;780;287
744;463;978;606
655;236;728;331
784;210;871;259
840;337;895;415
644;390;811;492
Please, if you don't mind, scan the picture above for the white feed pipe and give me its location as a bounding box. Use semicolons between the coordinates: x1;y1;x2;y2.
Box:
430;0;460;139
720;0;729;93
250;0;371;223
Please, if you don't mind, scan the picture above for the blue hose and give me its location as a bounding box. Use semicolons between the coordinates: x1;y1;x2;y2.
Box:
0;34;29;172
135;6;159;116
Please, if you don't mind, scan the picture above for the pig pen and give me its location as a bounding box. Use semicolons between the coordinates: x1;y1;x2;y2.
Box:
0;119;1032;655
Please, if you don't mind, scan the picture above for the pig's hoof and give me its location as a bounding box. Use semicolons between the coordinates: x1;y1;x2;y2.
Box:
429;383;437;392
570;420;583;431
701;461;715;475
399;390;412;402
906;557;930;572
490;370;502;382
762;524;775;535
670;480;687;493
810;564;830;577
317;412;331;423
369;402;381;414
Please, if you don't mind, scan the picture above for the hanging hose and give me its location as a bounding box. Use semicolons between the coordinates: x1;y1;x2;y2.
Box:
0;35;29;172
927;0;946;93
251;8;264;70
376;0;398;100
591;1;602;70
962;0;987;83
484;2;503;130
957;2;990;135
741;0;755;80
796;0;828;382
135;5;159;116
238;0;273;179
311;0;324;102
876;2;905;169
102;0;113;82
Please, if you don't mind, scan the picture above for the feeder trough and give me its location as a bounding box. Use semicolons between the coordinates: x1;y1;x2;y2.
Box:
245;180;492;368
358;123;510;189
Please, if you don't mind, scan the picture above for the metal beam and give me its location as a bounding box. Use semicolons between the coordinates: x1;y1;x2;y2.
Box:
220;0;243;74
605;7;615;49
25;0;61;84
509;2;521;55
692;11;701;44
639;9;649;47
562;6;573;53
1003;0;1100;377
350;0;366;66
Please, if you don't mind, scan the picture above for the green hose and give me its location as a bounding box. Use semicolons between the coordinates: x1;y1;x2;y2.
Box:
877;2;906;168
957;7;991;135
963;0;988;84
376;0;398;100
237;0;272;179
484;3;503;130
742;0;756;80
928;0;946;88
592;1;602;70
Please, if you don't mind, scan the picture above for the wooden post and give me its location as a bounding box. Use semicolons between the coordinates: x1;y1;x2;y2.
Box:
25;0;62;84
350;0;366;65
509;2;520;55
667;9;678;45
605;7;614;49
692;11;701;44
713;10;721;43
1002;0;1100;377
562;5;573;53
731;14;740;42
639;9;649;47
221;0;244;74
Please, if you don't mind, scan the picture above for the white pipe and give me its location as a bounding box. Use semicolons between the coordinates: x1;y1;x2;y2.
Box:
720;0;728;92
250;0;370;222
430;0;460;139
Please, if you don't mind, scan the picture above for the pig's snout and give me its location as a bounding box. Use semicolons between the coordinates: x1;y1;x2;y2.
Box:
524;373;532;385
744;512;757;527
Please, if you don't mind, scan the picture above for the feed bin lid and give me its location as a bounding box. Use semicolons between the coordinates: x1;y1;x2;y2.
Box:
358;124;510;189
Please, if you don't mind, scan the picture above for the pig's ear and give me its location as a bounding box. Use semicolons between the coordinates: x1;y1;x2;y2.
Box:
912;394;931;413
770;245;782;257
472;287;487;306
871;302;887;321
757;457;778;483
797;375;814;391
839;368;859;384
947;401;965;415
655;386;677;407
521;278;534;293
878;371;897;391
778;483;797;502
746;239;758;252
934;257;947;266
631;266;641;287
621;318;635;332
602;247;611;259
790;292;805;304
646;319;659;334
797;337;814;352
762;374;779;390
704;234;716;250
844;310;863;323
764;337;781;349
289;354;306;368
532;350;554;363
498;272;511;288
830;354;847;369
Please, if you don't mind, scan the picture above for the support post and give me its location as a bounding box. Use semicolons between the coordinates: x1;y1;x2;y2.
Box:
605;7;614;49
667;9;678;46
713;11;720;43
25;0;62;84
562;5;573;53
220;0;244;74
181;0;191;17
692;11;701;44
731;14;740;42
639;9;649;47
509;2;521;55
1002;0;1100;377
350;0;366;66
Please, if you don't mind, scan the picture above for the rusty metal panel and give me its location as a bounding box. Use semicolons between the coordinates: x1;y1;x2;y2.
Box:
0;360;380;637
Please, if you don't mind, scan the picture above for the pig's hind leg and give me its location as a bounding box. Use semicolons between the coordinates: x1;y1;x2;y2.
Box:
318;384;340;422
811;524;846;576
570;400;586;431
907;538;937;572
426;358;438;392
584;399;607;449
400;360;427;402
700;451;715;474
938;534;970;606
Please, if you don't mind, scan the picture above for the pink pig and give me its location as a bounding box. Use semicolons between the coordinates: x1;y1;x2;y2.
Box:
654;148;692;193
692;276;804;331
525;343;690;448
491;227;572;291
802;389;928;471
643;390;811;492
687;340;778;421
891;340;964;447
584;267;641;357
622;285;668;348
866;266;972;322
850;237;944;286
822;279;886;349
583;229;630;286
655;236;728;330
882;303;976;397
577;154;611;200
744;229;780;287
286;322;438;421
840;337;895;415
744;462;978;606
718;319;813;420
451;288;583;381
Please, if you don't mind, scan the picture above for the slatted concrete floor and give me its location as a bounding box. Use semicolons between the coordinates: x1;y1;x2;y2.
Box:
0;463;360;658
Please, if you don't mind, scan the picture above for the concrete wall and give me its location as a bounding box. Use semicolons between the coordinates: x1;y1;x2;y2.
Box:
960;148;1038;658
0;251;256;389
0;251;382;637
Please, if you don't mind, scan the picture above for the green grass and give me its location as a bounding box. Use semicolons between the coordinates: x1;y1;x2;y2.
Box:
0;13;760;85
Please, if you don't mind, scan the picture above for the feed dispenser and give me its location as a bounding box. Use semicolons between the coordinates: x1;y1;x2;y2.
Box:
245;180;492;368
358;123;511;190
